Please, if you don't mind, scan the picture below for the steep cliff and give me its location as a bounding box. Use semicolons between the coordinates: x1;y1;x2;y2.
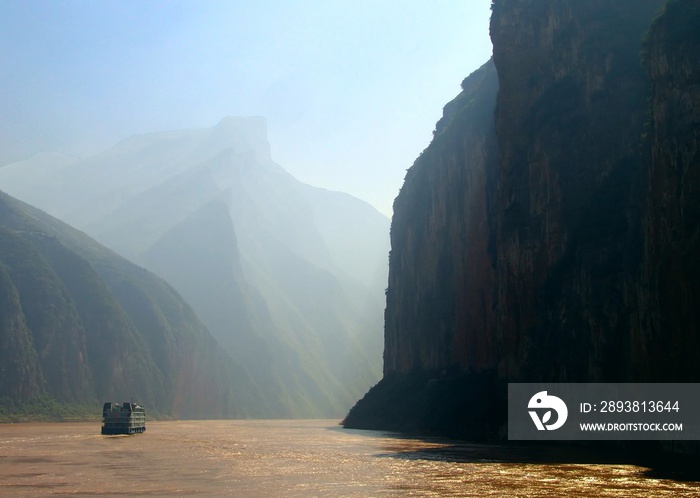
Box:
345;0;700;439
344;61;503;438
384;60;499;376
491;0;665;382
641;0;700;380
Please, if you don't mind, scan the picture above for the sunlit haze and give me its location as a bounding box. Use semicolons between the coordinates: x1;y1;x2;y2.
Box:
0;0;493;216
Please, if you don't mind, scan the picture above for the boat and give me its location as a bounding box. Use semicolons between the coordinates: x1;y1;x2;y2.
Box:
101;402;146;435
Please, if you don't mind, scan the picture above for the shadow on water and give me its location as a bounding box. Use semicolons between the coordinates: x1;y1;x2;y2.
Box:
337;424;700;484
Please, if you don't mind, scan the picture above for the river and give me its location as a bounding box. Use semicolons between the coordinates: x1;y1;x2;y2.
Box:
0;419;698;496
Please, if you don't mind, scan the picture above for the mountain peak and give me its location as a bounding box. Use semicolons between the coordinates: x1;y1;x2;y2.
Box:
215;115;267;130
208;116;271;162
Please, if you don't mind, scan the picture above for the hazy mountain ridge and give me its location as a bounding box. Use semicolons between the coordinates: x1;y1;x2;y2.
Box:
345;0;699;446
0;117;389;417
0;190;261;419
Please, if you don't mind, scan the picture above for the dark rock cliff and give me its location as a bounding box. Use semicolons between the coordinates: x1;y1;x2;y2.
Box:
345;0;699;440
641;0;700;381
384;60;499;377
344;61;503;438
490;0;665;382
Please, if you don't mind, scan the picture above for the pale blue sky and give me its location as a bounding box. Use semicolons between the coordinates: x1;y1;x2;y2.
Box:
0;1;493;215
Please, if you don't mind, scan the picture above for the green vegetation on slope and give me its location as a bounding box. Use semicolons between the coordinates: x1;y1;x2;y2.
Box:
0;190;260;420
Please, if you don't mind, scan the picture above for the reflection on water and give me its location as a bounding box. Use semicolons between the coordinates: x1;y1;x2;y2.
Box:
0;420;698;496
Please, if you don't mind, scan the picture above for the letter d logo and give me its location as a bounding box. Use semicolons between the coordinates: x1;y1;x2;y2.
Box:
528;391;568;430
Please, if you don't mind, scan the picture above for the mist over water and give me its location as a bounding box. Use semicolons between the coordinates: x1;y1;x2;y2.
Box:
1;420;697;497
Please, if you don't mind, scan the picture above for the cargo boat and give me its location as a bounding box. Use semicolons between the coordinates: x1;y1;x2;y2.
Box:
101;402;146;435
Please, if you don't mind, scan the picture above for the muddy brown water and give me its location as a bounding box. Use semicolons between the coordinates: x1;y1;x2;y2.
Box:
1;419;698;496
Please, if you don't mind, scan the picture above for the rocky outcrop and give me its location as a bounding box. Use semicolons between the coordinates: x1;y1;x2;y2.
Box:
346;0;700;439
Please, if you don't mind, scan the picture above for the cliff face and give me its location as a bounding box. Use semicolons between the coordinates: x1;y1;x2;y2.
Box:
490;0;665;382
641;0;700;380
346;0;699;438
344;62;503;438
384;61;498;376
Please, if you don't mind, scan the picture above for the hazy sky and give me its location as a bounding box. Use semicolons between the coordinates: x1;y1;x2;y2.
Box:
0;1;493;216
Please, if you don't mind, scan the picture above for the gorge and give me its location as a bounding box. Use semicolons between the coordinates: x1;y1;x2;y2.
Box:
0;117;389;419
344;0;700;443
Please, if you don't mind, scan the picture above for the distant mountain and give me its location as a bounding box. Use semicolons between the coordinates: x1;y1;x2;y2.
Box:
0;190;263;419
0;117;389;417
